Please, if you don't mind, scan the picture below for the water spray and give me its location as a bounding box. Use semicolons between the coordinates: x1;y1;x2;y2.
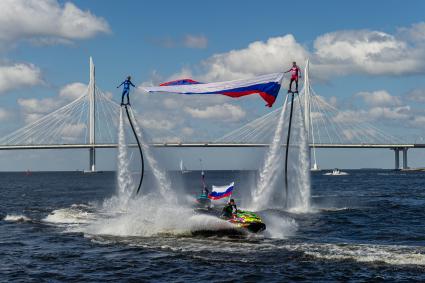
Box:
123;105;145;195
284;91;296;207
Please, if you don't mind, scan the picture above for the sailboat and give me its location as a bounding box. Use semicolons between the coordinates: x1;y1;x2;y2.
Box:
311;162;320;171
180;159;190;174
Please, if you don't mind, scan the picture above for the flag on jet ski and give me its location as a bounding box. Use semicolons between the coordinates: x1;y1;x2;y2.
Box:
142;73;284;107
208;182;234;200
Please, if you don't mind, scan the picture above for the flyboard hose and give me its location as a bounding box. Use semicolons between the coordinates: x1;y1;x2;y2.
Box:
284;92;296;207
123;105;145;194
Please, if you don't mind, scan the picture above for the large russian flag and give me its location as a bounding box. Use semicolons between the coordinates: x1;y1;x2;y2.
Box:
142;73;284;107
208;182;234;200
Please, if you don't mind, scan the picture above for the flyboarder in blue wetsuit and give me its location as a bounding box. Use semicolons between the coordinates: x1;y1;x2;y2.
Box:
117;76;136;106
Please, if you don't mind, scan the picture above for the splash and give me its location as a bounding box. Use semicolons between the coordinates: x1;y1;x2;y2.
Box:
286;96;311;212
127;107;175;201
261;213;298;239
83;195;232;237
44;205;96;224
104;108;134;210
76;106;188;237
250;95;288;210
249;93;310;212
3;214;31;222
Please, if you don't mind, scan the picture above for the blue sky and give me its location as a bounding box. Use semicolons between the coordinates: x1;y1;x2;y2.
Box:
0;0;425;170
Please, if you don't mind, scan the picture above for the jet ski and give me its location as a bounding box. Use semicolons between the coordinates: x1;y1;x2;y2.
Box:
192;170;266;235
228;210;266;233
193;206;266;234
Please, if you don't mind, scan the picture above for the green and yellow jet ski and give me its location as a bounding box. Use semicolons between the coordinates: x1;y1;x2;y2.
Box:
193;206;266;235
227;210;266;233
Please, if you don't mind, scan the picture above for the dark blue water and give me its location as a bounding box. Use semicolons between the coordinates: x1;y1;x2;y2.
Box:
1;170;425;282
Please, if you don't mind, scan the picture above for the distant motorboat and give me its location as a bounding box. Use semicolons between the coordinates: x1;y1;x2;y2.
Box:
180;160;190;174
324;168;349;176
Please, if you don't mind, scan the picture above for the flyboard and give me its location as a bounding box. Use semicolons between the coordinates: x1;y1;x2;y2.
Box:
122;104;145;195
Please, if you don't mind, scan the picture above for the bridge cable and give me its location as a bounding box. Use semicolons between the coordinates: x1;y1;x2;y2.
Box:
124;105;145;195
284;91;296;207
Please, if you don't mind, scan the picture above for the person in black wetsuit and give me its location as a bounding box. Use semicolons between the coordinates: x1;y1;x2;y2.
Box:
222;199;238;219
117;76;136;106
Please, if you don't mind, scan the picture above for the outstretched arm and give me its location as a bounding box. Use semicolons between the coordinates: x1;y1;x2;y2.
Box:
116;81;124;88
130;81;136;87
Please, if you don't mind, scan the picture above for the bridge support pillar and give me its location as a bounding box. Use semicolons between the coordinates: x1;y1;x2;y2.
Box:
402;147;408;170
394;148;400;170
89;147;96;172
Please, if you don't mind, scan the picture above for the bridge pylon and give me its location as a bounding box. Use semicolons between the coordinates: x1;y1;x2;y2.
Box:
88;57;96;172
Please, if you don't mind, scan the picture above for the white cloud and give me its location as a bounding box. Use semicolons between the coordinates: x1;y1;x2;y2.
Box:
406;88;425;103
356;90;402;107
181;127;194;136
332;105;411;125
23;113;43;124
148;34;208;49
0;63;43;93
183;34;208;49
332;110;369;123
59;82;87;100
197;35;308;81
184;103;246;122
17;81;90;125
397;22;425;43
408;115;425;128
17;97;60;114
0;108;11;121
368;106;410;120
162;22;425;85
0;0;110;45
140;117;175;131
162;98;181;109
61;123;86;141
313;30;425;77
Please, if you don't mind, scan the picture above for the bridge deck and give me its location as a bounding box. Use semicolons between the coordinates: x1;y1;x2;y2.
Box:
0;143;421;150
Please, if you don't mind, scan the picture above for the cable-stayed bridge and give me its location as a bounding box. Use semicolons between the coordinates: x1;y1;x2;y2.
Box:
0;58;419;171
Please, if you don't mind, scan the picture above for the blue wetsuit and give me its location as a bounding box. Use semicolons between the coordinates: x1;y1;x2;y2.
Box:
117;79;136;105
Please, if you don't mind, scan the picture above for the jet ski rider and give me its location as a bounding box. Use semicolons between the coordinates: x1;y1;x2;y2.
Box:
222;199;238;219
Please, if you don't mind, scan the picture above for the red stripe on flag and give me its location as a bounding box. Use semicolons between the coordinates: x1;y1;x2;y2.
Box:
221;91;276;107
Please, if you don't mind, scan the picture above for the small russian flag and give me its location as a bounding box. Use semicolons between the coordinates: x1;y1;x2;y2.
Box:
208;182;234;200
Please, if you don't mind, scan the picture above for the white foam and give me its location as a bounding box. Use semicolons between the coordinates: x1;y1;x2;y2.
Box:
262;214;298;239
3;214;30;222
44;207;96;224
82;193;238;237
283;243;425;266
115;107;134;208
250;96;288;210
128;107;175;201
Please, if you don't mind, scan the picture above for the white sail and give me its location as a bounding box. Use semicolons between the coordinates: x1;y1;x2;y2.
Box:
180;159;189;173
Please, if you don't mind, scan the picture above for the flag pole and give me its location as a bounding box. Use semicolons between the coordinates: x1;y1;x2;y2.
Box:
228;183;233;202
200;158;206;190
